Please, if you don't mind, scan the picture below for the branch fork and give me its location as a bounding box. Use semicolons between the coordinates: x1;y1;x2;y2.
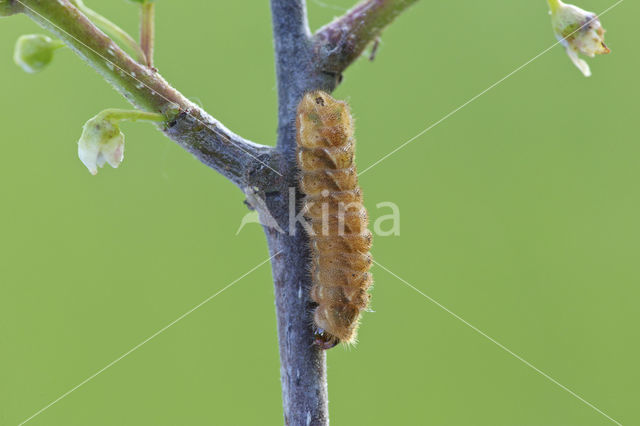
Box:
3;0;418;424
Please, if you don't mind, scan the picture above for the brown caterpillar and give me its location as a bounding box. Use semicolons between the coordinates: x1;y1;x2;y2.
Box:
296;91;373;349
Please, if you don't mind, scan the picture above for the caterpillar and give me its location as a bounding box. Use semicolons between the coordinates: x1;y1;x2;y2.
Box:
296;91;373;349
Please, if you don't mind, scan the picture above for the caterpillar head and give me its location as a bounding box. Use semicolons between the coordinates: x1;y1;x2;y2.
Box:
296;91;354;148
314;329;340;350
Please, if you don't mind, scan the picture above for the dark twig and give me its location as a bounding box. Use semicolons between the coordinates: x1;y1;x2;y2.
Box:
268;2;330;424
314;0;418;75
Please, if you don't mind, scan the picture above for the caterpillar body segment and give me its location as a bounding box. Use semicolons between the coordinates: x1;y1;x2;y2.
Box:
295;91;373;349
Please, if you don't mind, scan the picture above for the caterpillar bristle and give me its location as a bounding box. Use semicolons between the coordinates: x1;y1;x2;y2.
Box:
296;90;373;349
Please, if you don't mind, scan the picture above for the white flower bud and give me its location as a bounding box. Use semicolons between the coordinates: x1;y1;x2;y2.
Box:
76;109;165;175
548;0;610;77
13;34;64;74
78;113;125;175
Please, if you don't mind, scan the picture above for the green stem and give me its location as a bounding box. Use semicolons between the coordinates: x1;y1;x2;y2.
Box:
140;1;155;68
72;0;147;64
547;0;562;13
99;108;165;123
16;0;187;114
51;39;66;50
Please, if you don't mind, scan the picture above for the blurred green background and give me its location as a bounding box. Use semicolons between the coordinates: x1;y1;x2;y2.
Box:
1;0;638;425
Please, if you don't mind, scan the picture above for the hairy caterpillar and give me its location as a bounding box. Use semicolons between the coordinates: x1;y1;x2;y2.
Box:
296;91;373;349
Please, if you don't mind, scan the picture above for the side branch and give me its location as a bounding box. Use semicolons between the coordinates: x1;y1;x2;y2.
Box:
313;0;418;74
8;0;276;189
165;109;279;190
140;1;155;68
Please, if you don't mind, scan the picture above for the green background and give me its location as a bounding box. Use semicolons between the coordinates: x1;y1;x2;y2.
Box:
1;0;638;425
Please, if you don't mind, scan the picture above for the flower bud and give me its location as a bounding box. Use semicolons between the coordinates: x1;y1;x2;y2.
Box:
78;113;125;175
77;109;165;175
13;34;64;74
548;0;610;77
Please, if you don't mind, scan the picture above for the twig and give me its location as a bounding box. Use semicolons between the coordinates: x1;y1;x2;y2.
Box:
13;0;275;189
314;0;418;74
268;1;418;424
140;1;155;68
0;0;23;16
72;0;147;64
268;1;330;423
